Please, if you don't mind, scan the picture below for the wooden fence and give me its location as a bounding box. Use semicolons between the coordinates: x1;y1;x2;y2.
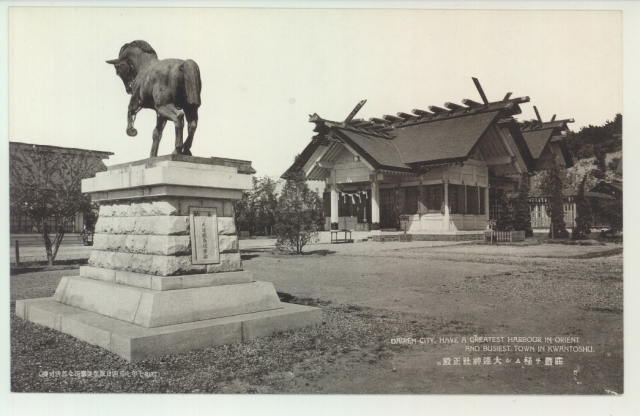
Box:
484;230;526;242
530;210;575;229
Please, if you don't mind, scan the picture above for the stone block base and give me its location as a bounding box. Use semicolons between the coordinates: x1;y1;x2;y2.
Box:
15;298;321;362
79;266;253;290
53;276;283;328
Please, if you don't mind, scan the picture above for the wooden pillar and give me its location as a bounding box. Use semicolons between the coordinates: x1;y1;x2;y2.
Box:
330;186;339;230
330;169;339;230
464;185;468;214
371;173;380;230
572;202;577;227
443;182;450;230
74;212;84;233
484;186;490;221
529;175;536;194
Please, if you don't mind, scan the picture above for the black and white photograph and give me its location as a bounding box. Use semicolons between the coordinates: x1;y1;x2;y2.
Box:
2;2;638;414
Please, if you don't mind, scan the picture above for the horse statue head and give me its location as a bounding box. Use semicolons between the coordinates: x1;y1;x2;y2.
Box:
106;40;158;94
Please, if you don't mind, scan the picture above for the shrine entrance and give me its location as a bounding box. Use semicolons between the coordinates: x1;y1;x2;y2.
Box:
379;188;397;229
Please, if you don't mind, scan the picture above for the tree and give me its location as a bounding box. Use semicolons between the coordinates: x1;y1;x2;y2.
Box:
572;176;593;240
233;188;254;235
495;191;514;231
566;113;622;159
234;176;280;236
600;199;623;234
10;145;98;265
539;159;569;238
512;174;533;237
592;148;607;180
274;155;323;253
253;176;280;236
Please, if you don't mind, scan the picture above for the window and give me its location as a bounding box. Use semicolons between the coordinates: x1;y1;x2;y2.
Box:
449;185;458;214
449;185;466;214
467;186;479;214
479;187;486;215
10;214;75;234
426;184;443;213
404;186;419;215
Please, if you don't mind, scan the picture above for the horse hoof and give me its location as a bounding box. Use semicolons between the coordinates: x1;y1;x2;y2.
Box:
172;149;181;156
127;128;138;137
182;149;192;156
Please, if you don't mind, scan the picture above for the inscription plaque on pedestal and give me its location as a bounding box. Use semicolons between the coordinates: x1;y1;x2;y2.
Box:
189;207;220;264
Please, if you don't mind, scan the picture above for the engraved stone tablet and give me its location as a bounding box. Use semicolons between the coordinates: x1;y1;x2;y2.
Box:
189;207;220;264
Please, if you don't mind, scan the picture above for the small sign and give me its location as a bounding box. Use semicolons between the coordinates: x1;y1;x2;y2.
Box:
189;207;220;264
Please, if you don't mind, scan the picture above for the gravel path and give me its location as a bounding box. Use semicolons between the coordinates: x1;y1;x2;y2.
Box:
10;245;92;263
10;237;624;394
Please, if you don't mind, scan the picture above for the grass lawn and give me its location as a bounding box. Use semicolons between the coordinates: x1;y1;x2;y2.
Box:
10;239;623;394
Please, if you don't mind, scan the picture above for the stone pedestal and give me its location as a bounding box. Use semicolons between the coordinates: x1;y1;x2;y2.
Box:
16;155;321;362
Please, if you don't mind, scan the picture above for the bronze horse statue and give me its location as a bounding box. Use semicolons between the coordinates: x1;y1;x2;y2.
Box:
107;40;202;157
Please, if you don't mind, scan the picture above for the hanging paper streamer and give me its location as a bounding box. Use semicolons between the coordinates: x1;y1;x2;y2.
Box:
338;189;371;206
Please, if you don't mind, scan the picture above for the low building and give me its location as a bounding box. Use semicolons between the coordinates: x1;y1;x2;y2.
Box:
9;142;113;245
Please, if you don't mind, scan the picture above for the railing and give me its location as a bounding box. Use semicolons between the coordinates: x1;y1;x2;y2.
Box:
485;230;526;242
531;212;575;229
531;217;551;228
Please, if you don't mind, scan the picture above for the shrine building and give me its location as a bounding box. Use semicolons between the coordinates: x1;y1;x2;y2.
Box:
283;85;548;235
282;82;623;239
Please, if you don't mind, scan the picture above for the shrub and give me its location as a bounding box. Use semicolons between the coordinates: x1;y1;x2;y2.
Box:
274;155;323;253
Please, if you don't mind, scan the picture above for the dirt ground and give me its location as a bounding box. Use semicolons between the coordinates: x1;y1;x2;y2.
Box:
10;239;623;394
240;240;622;394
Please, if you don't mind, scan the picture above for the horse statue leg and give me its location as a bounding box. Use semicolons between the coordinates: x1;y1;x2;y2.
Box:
127;94;141;137
151;114;167;157
181;106;198;156
155;104;185;156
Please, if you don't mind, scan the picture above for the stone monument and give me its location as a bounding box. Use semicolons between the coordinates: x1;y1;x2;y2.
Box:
16;155;321;362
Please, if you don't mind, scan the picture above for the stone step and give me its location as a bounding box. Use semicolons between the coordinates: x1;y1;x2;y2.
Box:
15;297;321;362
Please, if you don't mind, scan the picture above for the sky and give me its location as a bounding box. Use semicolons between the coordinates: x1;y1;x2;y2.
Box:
8;7;622;179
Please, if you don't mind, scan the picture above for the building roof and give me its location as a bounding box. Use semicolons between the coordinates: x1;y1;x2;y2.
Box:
336;129;412;171
520;119;574;168
589;180;622;199
284;94;535;178
528;188;615;201
10;141;114;157
522;129;554;160
9;141;113;189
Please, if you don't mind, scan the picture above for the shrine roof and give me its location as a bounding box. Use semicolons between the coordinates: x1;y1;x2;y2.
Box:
519;118;574;167
284;94;534;178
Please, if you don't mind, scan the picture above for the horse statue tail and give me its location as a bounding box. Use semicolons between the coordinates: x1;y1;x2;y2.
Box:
183;59;202;107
